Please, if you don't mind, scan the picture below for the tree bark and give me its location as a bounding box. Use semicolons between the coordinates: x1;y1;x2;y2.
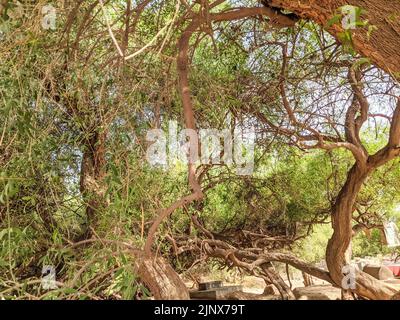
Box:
135;255;190;300
263;0;400;77
261;262;295;299
324;99;400;299
326;164;369;286
391;291;400;300
302;271;314;287
79;128;108;238
325;163;399;300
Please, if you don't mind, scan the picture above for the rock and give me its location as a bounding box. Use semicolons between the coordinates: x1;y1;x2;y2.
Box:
198;281;223;291
241;276;266;294
190;285;243;300
362;264;394;280
222;291;281;300
293;285;341;300
382;278;400;291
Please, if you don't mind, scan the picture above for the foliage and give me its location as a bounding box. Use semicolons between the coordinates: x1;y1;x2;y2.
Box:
0;0;399;299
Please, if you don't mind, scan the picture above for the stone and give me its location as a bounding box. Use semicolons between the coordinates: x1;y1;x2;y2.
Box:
190;285;243;300
198;281;223;291
293;285;341;300
362;264;394;280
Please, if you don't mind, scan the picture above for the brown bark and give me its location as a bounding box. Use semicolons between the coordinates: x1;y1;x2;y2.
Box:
391;291;400;300
325;99;400;299
302;271;314;287
326;163;370;286
0;0;8;16
258;46;399;298
79;128;108;238
142;6;299;299
135;255;190;300
263;0;400;77
202;240;330;295
260;262;295;299
143;18;204;255
144;6;293;255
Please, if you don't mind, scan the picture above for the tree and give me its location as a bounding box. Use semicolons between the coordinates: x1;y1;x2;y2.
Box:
262;0;400;77
1;0;399;300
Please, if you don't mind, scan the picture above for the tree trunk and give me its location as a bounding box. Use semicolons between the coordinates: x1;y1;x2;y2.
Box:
302;271;314;287
79;129;108;238
391;291;400;300
135;255;190;300
263;0;400;77
326;164;369;286
326;163;398;299
261;262;295;299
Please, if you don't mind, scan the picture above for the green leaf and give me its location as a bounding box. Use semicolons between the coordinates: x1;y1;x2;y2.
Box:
326;14;341;28
353;58;371;70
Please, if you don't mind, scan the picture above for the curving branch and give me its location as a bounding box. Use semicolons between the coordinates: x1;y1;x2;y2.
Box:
144;6;297;255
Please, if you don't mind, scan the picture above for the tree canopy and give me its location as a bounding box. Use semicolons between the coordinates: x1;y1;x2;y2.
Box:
0;0;399;300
